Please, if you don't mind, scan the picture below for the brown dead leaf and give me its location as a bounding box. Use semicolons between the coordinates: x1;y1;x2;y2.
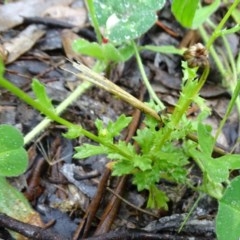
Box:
3;24;45;64
43;5;87;27
0;0;73;31
61;29;95;67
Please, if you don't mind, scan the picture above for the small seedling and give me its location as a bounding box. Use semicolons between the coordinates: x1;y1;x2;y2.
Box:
0;0;240;239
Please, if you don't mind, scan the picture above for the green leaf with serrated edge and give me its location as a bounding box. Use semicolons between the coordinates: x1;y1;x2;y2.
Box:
0;125;28;176
216;176;240;240
107;115;132;138
74;144;108;159
108;141;136;161
95;118;104;133
182;61;198;82
63;126;82;139
94;0;165;44
133;167;161;191
147;184;169;209
192;0;220;29
134;128;155;154
31;78;55;111
133;155;152;171
198;122;214;155
112;159;135;176
171;0;199;28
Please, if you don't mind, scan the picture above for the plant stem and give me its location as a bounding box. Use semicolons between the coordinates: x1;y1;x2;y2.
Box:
85;0;102;44
0;76;133;160
156;66;209;149
24;81;92;145
199;25;225;77
206;0;240;49
132;41;165;110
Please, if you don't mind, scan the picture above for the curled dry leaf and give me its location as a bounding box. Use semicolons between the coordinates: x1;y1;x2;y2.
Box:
61;29;95;67
43;5;87;27
0;0;73;31
0;44;8;63
3;24;45;64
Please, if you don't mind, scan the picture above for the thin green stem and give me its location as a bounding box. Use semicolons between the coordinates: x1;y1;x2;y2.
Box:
0;76;133;160
24;81;92;145
199;25;225;77
178;193;203;233
215;78;240;142
132;41;165;110
85;0;102;44
206;0;240;49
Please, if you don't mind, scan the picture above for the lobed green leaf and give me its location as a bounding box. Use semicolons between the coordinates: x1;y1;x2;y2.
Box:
74;144;108;159
32;79;55;112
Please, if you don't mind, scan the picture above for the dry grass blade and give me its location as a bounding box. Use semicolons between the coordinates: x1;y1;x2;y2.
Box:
72;62;162;122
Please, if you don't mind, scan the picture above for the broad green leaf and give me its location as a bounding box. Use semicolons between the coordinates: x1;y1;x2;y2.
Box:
0;176;43;239
31;79;55;111
218;154;240;170
74;144;108;159
216;176;240;240
0;125;28;176
171;0;199;28
0;176;32;219
201;173;223;199
147;184;169;209
72;38;105;60
190;149;229;183
94;0;166;44
73;38;134;63
198;122;214;155
117;44;135;62
192;0;220;29
102;43;125;62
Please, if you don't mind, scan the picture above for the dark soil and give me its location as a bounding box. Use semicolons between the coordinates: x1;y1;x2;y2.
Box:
0;0;239;239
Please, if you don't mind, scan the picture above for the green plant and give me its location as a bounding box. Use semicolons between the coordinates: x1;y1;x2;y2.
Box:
0;124;43;238
0;0;240;238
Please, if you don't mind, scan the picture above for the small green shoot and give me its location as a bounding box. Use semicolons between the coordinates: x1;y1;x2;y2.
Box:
32;78;55;112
